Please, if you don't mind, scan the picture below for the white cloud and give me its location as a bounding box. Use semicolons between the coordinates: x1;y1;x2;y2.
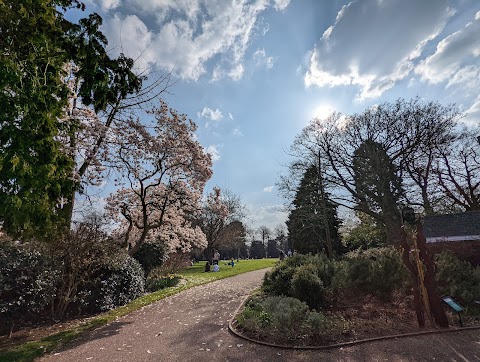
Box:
263;186;274;192
198;107;224;121
246;204;288;230
272;0;291;11
101;0;285;81
228;112;234;120
206;145;221;162
415;11;480;85
233;128;243;136
253;48;277;69
99;0;121;10
304;0;453;100
463;95;480;126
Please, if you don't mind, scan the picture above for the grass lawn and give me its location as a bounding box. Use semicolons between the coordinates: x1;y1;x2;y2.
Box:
0;258;277;362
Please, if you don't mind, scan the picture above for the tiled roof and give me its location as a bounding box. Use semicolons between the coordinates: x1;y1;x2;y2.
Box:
423;211;480;238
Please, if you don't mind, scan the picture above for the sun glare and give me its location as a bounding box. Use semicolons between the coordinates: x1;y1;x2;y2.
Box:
313;104;334;120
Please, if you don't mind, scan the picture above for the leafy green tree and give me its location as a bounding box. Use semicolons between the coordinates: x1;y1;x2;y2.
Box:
0;0;143;239
286;165;341;255
0;0;77;238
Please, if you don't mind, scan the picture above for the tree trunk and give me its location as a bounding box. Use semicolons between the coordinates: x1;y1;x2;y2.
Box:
386;219;425;327
318;151;333;258
416;221;449;327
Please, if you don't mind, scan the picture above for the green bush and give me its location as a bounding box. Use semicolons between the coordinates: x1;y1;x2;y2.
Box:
237;295;348;341
0;243;57;323
262;262;296;296
344;247;410;301
435;252;480;309
81;255;145;312
133;242;165;278
291;264;325;309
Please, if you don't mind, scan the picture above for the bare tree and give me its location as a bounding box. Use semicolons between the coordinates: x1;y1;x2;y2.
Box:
436;130;480;211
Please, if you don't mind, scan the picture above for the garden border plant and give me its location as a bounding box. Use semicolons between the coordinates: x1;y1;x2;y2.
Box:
231;249;480;349
0;258;277;362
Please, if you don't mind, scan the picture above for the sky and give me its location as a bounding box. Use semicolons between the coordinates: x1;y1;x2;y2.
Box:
79;0;480;231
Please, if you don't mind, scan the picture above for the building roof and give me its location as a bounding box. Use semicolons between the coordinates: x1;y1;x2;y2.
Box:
423;211;480;239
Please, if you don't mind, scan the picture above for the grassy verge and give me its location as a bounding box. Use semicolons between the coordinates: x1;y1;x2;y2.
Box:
0;258;277;362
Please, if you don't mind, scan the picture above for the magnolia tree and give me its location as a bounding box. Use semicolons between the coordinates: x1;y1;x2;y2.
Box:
106;101;212;256
59;60;171;225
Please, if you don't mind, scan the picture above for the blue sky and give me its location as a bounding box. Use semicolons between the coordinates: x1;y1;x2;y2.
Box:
81;0;480;230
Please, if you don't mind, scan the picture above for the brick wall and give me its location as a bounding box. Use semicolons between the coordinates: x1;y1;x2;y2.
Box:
427;240;480;266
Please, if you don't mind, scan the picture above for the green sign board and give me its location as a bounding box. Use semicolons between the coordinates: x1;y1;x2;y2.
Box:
442;296;464;313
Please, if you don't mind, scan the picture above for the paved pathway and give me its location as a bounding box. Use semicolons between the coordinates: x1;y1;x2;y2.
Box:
41;268;480;362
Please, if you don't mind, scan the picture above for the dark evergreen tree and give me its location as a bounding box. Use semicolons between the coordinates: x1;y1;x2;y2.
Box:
249;240;265;259
286;165;341;255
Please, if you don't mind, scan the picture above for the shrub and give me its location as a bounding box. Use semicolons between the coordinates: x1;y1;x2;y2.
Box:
81;255;145;312
0;242;57;326
237;295;348;342
262;262;296;296
435;251;480;309
133;242;165;278
291;264;325;309
344;247;410;301
146;271;180;292
263;254;340;306
303;310;348;338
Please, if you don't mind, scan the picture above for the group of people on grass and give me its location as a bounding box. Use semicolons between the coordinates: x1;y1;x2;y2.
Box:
204;250;236;272
204;249;294;272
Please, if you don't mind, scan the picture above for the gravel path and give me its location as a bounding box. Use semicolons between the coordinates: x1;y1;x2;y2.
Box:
40;268;480;362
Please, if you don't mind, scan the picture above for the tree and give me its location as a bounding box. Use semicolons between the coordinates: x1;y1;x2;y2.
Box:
295;98;455;327
106;102;212;256
0;1;171;239
436;130;480;211
197;188;244;262
0;0;79;239
249;240;266;259
343;212;387;251
217;220;247;259
286;165;341;256
257;226;271;258
273;224;288;253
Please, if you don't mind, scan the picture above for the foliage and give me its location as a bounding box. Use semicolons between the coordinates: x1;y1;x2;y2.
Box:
286;165;341;256
236;295;347;342
0;0;77;238
291;263;326;309
132;242;166;278
0;1;145;238
263;250;408;305
146;273;180;292
353;140;405;216
435;252;480;309
0;258;278;362
263;254;338;306
0;242;57;324
343;212;387;251
262;261;297;296
48;216;120;319
82;255;145;313
343;247;410;301
249;240;266;259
